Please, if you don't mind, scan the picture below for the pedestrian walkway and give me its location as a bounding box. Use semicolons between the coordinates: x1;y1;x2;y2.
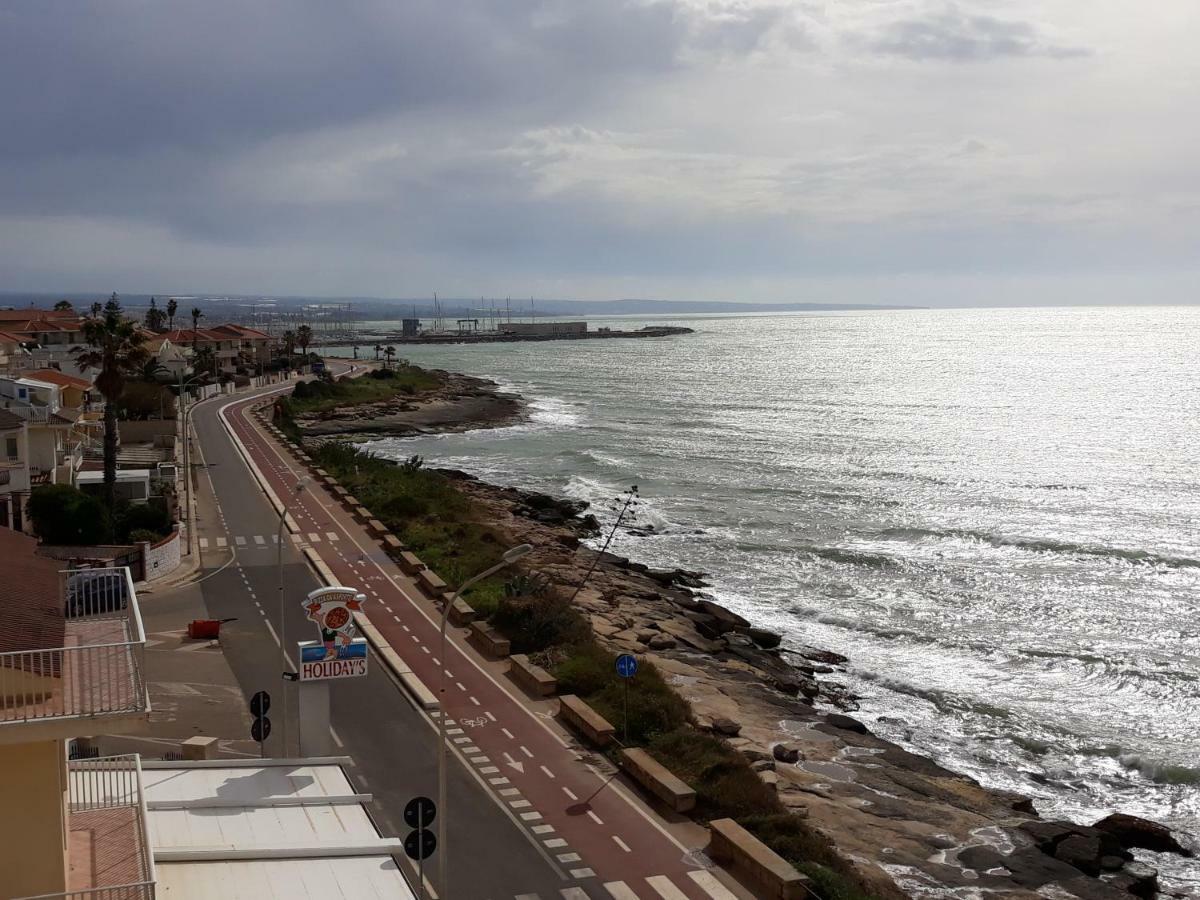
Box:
198;531;342;550
511;872;738;900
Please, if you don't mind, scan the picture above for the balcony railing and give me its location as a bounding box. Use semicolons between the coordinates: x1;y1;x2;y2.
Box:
16;755;156;900
2;403;53;423
0;568;148;725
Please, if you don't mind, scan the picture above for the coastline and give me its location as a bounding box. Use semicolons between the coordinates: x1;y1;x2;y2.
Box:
302;365;1196;899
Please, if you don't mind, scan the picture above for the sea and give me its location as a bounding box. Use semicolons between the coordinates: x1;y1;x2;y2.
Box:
326;307;1199;886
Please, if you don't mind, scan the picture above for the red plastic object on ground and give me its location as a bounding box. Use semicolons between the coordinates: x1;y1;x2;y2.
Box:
187;619;221;640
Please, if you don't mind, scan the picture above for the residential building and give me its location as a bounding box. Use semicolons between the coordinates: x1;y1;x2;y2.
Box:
0;408;30;529
0;377;95;519
140;334;192;379
0;529;152;899
25;369;95;411
0;328;29;374
159;323;272;373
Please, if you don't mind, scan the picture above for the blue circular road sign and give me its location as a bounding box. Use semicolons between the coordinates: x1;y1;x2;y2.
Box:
615;654;638;679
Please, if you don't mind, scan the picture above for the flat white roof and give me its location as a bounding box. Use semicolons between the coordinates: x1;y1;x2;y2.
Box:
76;468;152;483
141;758;415;900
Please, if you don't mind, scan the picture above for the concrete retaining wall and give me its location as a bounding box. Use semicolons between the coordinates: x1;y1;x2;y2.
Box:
557;695;615;748
509;654;557;698
467;620;510;658
707;818;812;900
620;748;696;812
141;529;182;581
417;568;447;597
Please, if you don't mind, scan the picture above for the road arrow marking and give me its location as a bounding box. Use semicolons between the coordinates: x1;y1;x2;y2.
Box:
503;752;525;774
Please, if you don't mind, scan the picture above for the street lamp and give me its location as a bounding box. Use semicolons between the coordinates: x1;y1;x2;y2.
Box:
437;543;532;897
278;480;306;756
177;371;208;556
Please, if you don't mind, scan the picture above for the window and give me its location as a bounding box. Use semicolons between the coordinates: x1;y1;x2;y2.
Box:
4;437;16;460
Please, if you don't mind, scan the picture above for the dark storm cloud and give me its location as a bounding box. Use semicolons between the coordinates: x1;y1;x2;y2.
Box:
0;0;683;160
870;6;1089;61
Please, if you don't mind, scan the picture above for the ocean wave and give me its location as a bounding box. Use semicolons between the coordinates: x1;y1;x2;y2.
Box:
797;545;899;569
528;396;583;427
1118;754;1200;786
878;527;1200;569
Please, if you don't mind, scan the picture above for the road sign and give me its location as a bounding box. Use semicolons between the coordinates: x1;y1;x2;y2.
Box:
297;638;369;681
250;716;271;744
249;690;271;718
404;796;436;830
404;828;437;861
616;653;638;678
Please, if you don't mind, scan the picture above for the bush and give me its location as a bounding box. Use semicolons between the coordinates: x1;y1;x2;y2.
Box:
490;591;592;654
649;727;780;820
590;660;692;745
118;381;176;420
28;484;112;545
114;502;172;542
128;528;163;544
553;641;615;697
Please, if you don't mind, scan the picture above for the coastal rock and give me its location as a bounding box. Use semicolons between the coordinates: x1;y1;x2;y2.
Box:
751;759;776;773
1107;862;1159;899
773;742;803;764
647;633;677;650
694;599;751;633
1058;876;1135;900
800;647;848;666
758;770;780;791
958;845;1007;873
1093;812;1194;857
711;717;741;737
824;713;870;735
740;748;774;763
746;627;783;649
1054;834;1104;875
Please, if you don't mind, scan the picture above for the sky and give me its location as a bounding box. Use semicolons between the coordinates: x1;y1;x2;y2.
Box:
1;0;1198;307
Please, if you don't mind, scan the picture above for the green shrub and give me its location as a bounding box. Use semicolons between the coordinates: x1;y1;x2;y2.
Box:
28;484;112;545
490;592;592;654
648;727;780;821
553;641;615;697
114;501;172;542
589;661;692;745
128;528;163;543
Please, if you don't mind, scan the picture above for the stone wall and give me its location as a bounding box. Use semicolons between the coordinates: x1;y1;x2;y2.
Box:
140;529;181;581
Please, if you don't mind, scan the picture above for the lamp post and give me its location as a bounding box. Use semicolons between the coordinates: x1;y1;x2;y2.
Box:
177;371;207;556
437;544;532;897
277;480;306;756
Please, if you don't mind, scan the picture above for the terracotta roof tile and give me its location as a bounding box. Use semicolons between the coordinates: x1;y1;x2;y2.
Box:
0;529;65;655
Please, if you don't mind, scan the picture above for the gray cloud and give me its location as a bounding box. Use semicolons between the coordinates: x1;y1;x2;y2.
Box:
869;5;1090;61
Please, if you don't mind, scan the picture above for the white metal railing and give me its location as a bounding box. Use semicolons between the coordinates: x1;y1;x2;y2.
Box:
0;568;147;725
3;403;53;423
15;755;156;900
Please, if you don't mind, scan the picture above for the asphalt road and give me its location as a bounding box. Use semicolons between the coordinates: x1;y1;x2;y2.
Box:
188;383;570;900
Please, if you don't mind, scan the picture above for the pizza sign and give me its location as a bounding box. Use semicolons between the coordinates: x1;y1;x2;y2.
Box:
298;586;369;681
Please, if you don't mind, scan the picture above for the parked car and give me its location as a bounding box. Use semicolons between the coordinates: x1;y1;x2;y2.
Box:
64;569;128;617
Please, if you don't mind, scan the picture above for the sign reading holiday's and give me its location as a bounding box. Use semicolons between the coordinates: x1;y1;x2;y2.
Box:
298;586;370;681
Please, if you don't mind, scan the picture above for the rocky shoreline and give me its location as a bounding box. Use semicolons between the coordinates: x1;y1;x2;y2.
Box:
308;368;1196;899
443;473;1193;900
298;369;524;437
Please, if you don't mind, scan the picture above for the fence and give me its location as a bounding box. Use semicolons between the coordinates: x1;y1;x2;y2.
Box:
0;568;147;724
16;755;156;900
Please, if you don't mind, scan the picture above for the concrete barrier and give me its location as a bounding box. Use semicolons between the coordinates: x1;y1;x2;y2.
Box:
322;475;339;489
314;468;330;479
353;506;372;523
398;552;426;575
342;494;361;510
467;620;511;658
557;695;615;748
367;519;389;537
381;534;405;553
417;568;447;597
447;596;476;627
620;748;696;812
332;486;350;500
509;654;557;698
707;819;813;900
353;612;439;711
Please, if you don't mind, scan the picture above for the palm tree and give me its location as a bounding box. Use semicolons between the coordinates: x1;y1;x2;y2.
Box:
281;330;296;358
138;356;168;382
190;307;203;349
166;297;178;330
72;294;149;511
384;345;396;369
373;343;382;360
296;324;313;356
53;300;74;312
193;346;218;377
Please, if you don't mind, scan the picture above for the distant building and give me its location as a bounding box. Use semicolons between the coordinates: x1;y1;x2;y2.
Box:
159;323;272;372
401;317;420;336
501;321;587;336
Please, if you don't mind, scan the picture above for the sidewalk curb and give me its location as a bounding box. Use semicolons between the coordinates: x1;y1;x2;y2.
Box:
218;394;439;714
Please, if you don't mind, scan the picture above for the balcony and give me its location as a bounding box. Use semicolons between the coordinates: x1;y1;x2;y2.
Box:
0;568;149;741
16;755;156;900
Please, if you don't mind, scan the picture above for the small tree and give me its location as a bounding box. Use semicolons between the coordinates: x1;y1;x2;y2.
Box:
193;345;218;377
296;324;313;355
144;296;166;331
166;297;178;330
53;300;74;312
384;345;396;369
28;484;112;544
373;343;382;360
72;294;149;511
